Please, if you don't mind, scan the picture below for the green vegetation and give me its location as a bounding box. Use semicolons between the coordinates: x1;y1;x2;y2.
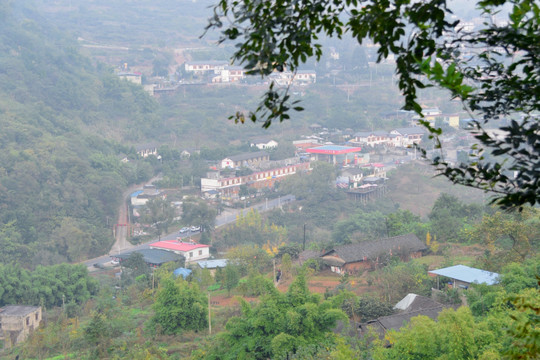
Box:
0;263;98;308
151;278;208;335
0;2;162;265
198;272;347;359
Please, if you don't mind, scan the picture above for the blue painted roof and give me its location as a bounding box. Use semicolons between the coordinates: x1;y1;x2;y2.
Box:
429;265;499;285
197;259;228;269
173;267;192;279
131;190;143;197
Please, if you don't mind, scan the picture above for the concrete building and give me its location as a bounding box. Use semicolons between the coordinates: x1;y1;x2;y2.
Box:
201;162;310;199
0;306;42;349
149;240;210;263
221;151;270;169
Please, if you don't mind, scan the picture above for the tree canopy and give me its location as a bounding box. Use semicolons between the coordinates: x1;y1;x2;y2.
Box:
201;272;346;359
151;278;208;335
206;0;539;209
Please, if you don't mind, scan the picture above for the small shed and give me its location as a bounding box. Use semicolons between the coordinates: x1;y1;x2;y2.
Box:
428;265;500;289
0;305;42;349
197;259;228;276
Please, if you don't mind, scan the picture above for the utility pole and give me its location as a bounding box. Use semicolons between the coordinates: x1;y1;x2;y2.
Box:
303;224;306;251
208;293;212;335
273;258;276;287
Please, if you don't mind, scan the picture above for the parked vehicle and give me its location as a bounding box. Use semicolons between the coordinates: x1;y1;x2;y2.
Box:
179;227;189;233
190;225;201;232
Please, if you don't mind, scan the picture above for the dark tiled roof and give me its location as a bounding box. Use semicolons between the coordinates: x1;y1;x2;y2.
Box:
354;130;389;137
360;306;443;338
394;293;444;313
0;305;40;317
322;234;426;264
226;151;269;162
114;249;182;265
392;127;426;135
298;250;322;263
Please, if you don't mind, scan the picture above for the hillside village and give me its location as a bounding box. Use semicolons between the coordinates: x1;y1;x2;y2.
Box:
0;1;537;359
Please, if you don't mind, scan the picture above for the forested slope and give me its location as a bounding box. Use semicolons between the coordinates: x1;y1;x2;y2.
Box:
0;1;161;266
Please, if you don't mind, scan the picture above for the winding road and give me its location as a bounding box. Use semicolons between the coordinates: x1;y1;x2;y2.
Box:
83;194;295;268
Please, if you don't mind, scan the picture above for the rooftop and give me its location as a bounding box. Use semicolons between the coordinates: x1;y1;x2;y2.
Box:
225;151;269;162
185;60;228;65
393;293;444;312
306;145;362;155
173;267;193;279
0;305;40;317
197;259;228;269
322;234;426;264
354;130;389;137
428;265;500;285
392;127;426;135
114;249;182;265
150;240;209;253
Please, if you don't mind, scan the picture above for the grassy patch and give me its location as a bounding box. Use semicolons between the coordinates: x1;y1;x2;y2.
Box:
387;162;485;216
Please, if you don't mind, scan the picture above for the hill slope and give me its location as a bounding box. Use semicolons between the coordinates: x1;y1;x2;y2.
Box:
0;1;161;266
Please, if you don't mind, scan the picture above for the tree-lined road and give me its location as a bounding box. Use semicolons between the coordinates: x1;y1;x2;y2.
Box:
84;194;295;268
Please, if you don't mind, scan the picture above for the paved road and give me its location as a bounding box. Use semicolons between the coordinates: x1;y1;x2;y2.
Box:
84;194;295;268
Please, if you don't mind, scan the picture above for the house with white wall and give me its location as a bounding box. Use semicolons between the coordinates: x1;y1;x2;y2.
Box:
149;240;210;263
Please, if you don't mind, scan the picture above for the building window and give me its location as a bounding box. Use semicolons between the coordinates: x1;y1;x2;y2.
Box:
35;313;38;321
190;252;193;258
26;317;30;326
199;250;202;255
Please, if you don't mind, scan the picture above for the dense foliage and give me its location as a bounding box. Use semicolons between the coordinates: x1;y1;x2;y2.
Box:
0;263;98;308
151;278;208;335
199;273;347;359
0;2;162;265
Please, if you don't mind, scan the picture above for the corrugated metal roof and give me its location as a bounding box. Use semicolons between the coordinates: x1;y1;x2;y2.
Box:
428;265;500;285
197;259;228;269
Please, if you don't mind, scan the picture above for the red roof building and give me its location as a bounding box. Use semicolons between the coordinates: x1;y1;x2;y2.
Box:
149;240;210;263
306;145;362;164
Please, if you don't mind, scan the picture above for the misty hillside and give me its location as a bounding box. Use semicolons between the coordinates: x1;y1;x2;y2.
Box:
35;0;217;46
0;1;161;266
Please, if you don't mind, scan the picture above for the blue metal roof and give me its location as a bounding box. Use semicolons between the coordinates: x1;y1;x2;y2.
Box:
197;259;228;269
173;267;192;279
429;265;499;285
131;190;143;197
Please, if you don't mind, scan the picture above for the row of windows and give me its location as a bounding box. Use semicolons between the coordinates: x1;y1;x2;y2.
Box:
188;250;204;258
221;167;298;186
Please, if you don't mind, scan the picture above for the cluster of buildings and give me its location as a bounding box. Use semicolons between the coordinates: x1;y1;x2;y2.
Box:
183;60;317;85
350;127;426;148
184;61;246;83
201;150;311;200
